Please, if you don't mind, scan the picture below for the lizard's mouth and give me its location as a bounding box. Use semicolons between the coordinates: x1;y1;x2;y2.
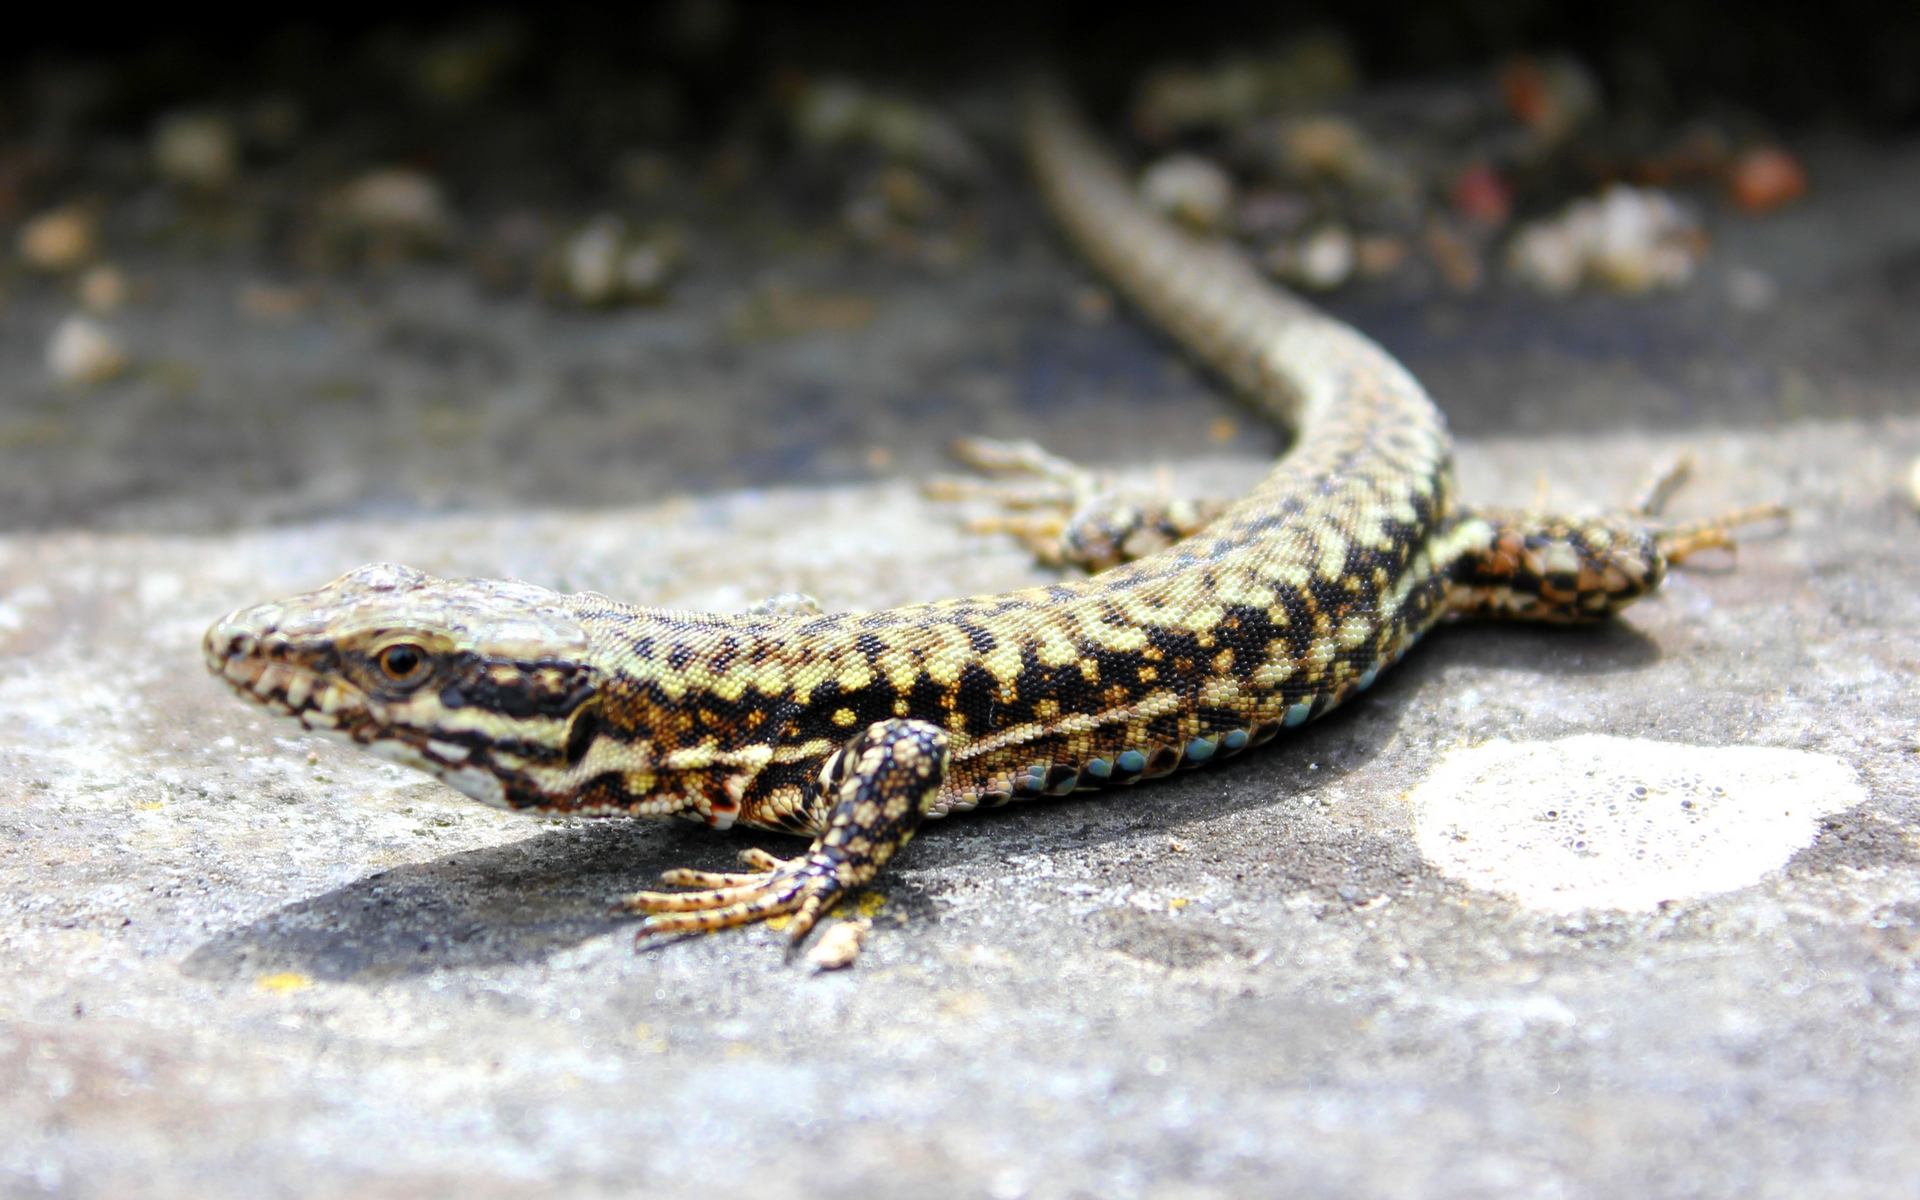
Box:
204;620;369;736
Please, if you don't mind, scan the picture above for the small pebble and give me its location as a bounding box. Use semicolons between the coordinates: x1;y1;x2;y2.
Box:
1508;184;1704;295
1584;187;1704;292
18;207;97;273
556;215;682;306
152;112;239;190
1296;225;1354;289
1267;224;1354;291
46;314;128;387
1270;115;1372;182
1505;220;1583;295
1138;154;1235;232
338;169;452;237
806;918;870;970
1728;146;1807;214
79;263;128;313
560;216;625;305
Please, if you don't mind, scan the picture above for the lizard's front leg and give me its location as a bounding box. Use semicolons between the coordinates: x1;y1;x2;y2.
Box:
615;719;949;946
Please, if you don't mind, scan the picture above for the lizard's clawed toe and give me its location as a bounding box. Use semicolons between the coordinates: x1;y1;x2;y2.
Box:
615;864;833;946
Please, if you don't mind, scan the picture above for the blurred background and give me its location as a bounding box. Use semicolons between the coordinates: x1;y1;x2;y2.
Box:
0;0;1914;530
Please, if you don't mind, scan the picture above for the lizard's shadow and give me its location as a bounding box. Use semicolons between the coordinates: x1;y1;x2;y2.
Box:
1409;613;1663;676
181;619;1657;984
178;818;800;984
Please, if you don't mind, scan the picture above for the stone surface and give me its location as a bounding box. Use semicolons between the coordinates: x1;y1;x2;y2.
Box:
3;417;1920;1197
3;125;1920;1198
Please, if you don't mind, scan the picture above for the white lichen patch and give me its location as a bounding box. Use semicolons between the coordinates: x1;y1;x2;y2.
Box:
1410;735;1863;913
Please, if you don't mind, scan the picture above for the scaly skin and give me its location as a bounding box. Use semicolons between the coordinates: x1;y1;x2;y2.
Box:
203;88;1766;948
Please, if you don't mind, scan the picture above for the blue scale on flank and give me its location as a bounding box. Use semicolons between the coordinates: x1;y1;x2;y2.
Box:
1029;730;1275;797
1023;763;1080;796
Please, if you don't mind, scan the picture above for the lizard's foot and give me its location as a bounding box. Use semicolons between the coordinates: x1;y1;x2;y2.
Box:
1049;494;1230;570
924;435;1226;571
614;719;949;948
1652;504;1789;562
1627;454;1788;564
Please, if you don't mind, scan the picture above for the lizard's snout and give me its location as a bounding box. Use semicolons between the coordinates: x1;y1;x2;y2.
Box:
205;616;253;670
205;602;274;672
203;603;311;714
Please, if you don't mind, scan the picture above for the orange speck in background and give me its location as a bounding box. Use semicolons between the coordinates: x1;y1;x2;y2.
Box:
1728;147;1807;213
1451;164;1511;228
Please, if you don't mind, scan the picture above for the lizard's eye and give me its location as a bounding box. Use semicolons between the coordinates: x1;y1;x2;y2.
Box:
376;643;429;684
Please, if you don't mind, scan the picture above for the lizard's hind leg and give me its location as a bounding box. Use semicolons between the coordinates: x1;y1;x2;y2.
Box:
1442;460;1786;623
615;720;949;948
924;435;1227;571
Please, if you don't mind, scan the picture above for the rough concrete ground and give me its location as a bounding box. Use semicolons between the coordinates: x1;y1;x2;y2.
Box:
3;126;1920;1197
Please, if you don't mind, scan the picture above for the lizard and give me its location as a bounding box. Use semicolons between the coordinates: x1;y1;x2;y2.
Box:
203;85;1779;950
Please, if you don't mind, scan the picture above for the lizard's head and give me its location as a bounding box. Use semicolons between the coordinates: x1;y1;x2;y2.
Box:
204;563;610;812
205;563;793;827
